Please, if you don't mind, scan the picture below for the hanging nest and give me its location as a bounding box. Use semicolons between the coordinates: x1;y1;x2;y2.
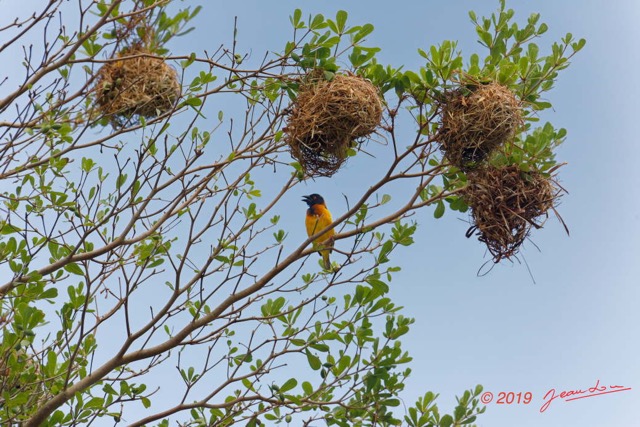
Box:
438;82;523;170
285;72;383;177
463;165;562;262
94;46;181;126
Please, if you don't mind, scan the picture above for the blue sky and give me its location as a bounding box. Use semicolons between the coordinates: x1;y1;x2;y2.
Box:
3;1;639;426
179;1;639;426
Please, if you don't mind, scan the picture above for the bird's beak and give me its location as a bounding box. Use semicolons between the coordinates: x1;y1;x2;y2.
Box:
302;195;311;204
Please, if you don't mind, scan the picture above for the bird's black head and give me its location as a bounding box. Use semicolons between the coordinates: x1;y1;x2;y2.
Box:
302;194;325;207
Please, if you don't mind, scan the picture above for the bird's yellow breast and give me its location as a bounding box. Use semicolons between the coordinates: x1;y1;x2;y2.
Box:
306;203;334;244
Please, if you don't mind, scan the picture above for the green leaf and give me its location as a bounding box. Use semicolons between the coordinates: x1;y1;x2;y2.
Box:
478;30;493;46
323;70;336;81
440;414;454;427
0;222;21;234
49;411;65;425
434;201;445;219
184;97;202;107
103;384;117;395
365;276;389;294
302;381;313;395
537;23;548;35
141;396;151;408
181;52;196;68
116;173;127;190
354;23;374;43
291;9;302;28
336;10;347;33
85;397;105;409
572;38;586;52
64;263;84;276
306;349;321;370
377;240;393;264
279;378;298;393
41;287;58;299
310;14;325;30
81;157;95;172
46;350;57;373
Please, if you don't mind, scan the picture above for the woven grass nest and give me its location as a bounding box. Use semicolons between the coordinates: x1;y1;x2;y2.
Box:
94;47;181;126
285;72;382;177
464;165;560;262
438;82;523;170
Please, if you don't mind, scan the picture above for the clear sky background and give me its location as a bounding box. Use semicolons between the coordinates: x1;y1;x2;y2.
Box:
3;1;639;426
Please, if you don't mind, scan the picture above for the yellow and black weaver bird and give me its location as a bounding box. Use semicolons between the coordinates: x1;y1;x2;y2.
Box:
302;194;335;270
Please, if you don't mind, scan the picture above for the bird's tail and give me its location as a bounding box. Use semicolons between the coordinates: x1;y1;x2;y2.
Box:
321;249;331;270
